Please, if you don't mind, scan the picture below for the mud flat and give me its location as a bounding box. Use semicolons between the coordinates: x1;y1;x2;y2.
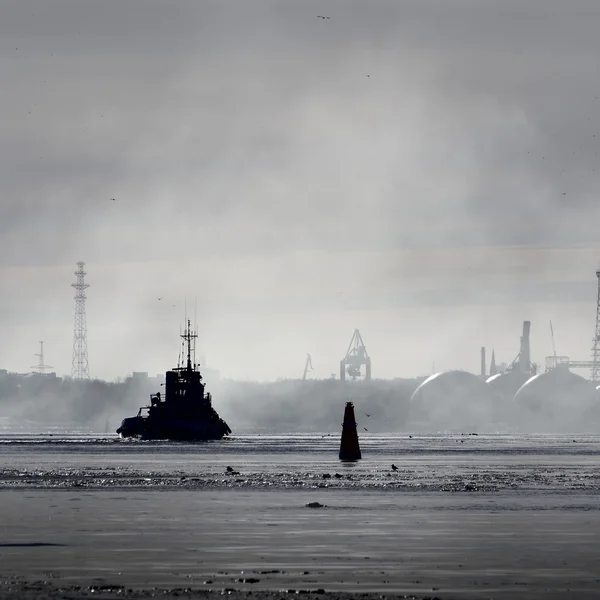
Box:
1;433;600;598
1;488;600;600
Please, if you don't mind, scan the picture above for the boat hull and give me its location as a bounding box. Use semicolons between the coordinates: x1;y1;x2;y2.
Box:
116;416;231;441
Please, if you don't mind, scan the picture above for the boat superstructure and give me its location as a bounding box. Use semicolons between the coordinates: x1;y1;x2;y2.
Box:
116;321;231;440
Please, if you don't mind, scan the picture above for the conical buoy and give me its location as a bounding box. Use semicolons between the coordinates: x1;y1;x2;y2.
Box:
339;401;361;460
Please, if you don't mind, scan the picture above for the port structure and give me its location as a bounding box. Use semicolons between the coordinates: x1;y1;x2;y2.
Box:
71;261;90;380
30;341;53;374
544;268;600;380
480;346;486;378
340;329;371;382
485;321;536;378
507;321;536;374
302;353;313;381
545;317;596;376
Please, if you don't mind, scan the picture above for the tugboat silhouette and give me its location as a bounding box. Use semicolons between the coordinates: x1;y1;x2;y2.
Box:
116;320;231;441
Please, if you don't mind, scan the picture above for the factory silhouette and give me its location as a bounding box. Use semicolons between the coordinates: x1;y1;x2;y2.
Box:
2;263;600;433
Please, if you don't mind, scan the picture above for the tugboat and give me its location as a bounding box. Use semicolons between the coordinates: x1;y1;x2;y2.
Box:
116;321;232;440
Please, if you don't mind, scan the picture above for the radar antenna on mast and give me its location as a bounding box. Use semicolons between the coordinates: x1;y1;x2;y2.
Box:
180;319;198;371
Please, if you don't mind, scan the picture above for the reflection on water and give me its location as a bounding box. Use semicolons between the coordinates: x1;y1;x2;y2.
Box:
0;433;599;492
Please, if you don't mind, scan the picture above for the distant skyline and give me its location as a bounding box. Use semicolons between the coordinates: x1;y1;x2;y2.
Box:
2;250;600;382
2;1;600;380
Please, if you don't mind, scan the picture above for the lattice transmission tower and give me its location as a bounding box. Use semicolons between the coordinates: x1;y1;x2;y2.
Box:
591;269;600;382
71;261;90;379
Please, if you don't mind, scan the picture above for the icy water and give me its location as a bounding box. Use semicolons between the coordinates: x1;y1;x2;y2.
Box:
1;433;600;599
1;432;600;492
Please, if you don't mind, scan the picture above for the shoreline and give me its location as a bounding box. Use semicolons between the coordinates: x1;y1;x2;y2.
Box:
0;579;439;600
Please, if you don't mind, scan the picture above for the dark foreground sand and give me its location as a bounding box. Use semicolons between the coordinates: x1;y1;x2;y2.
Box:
0;581;434;600
2;488;600;599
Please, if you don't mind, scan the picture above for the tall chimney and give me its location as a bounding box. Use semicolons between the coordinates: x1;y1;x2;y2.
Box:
519;321;531;373
480;347;486;378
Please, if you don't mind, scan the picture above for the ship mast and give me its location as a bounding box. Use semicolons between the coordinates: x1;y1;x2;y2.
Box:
181;319;198;370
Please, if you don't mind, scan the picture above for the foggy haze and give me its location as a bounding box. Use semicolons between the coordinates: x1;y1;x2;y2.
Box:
2;1;600;381
2;372;599;435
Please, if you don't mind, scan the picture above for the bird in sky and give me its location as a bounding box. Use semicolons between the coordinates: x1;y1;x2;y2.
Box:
157;297;163;301
365;413;371;417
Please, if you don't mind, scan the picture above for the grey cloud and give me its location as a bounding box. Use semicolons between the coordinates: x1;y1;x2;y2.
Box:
4;1;600;378
4;0;599;252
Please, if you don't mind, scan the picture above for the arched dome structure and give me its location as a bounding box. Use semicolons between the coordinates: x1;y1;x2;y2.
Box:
486;371;532;425
487;371;531;399
514;366;598;432
409;370;494;431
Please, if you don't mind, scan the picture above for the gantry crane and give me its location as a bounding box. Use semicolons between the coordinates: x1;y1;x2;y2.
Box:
340;329;371;382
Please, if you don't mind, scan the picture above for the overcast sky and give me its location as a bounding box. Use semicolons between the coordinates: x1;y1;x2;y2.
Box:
2;0;600;381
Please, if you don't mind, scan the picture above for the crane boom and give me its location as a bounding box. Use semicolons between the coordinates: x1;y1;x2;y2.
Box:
302;353;313;380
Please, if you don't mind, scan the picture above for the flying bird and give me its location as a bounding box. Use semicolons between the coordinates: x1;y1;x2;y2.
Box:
110;198;116;201
365;413;371;417
363;427;368;432
157;297;163;300
317;15;330;19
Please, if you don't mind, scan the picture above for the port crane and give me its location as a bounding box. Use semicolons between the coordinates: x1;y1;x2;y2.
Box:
302;353;313;380
340;329;371;382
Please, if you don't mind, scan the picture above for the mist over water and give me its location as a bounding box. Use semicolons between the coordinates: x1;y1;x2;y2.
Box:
1;371;599;434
